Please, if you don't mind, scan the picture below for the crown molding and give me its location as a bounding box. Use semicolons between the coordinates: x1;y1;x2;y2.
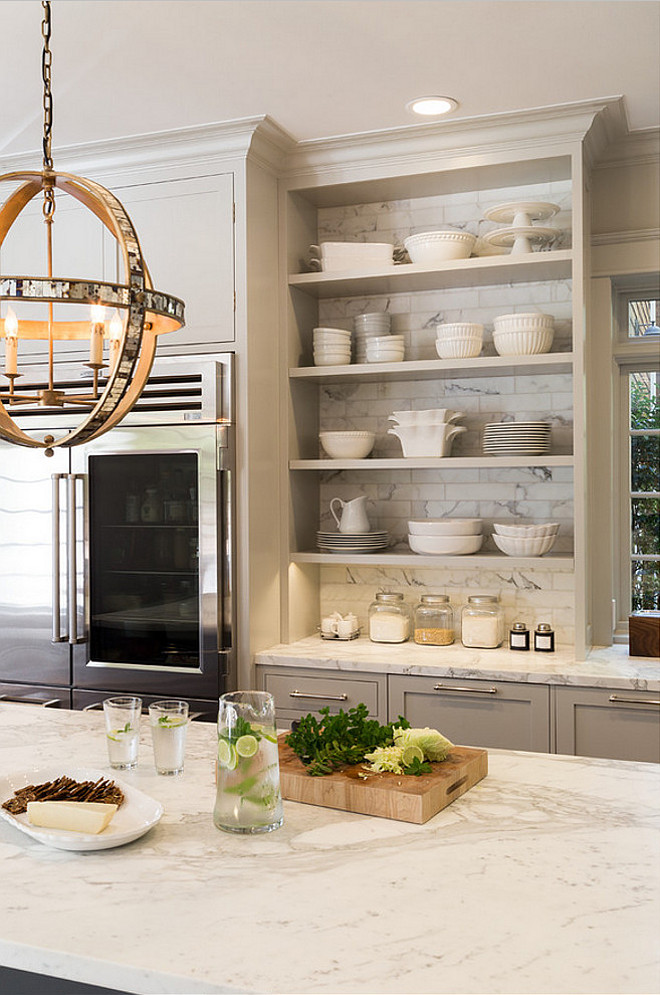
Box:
591;227;660;246
592;128;660;170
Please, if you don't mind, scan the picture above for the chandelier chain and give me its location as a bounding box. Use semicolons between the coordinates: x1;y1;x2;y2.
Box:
41;1;55;221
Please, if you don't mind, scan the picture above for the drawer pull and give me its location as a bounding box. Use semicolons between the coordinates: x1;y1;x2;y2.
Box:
433;684;498;695
0;695;61;707
609;694;660;707
289;690;349;702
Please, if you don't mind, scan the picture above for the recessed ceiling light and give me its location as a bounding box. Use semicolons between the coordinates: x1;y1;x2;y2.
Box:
406;96;459;117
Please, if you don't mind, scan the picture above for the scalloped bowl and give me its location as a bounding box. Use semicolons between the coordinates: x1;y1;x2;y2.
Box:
389;409;464;426
493;328;554;356
493;312;554;332
435;322;484;340
492;533;557;556
436;338;482;359
319;431;375;459
493;522;559;538
408;519;482;536
404;230;476;264
408;533;484;555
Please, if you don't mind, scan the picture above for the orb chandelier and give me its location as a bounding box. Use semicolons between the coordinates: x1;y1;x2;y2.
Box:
0;1;184;454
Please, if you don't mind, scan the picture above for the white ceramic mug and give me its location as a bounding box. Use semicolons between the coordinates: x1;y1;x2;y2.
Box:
330;495;371;534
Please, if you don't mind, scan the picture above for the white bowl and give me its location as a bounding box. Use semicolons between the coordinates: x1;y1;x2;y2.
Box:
492;533;557;556
354;314;391;328
493;328;554;356
435;322;484;340
408;518;482;536
366;351;405;364
493;522;559;538
388;423;466;457
436;338;482;359
313;326;351;337
404;230;476;264
408;533;484;555
319;431;375;459
367;335;403;346
313;354;351;367
493;312;555;332
389;409;464;426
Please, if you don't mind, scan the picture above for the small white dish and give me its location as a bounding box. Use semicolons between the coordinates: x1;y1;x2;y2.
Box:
435;338;482;359
408;518;482;536
408;533;483;555
389;409;464;426
493;522;559;538
492;534;557;556
0;766;163;851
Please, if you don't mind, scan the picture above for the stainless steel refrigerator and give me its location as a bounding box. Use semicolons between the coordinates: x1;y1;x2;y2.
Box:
0;354;235;719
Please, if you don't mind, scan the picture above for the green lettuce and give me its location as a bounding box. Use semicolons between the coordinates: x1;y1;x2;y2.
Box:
393;726;453;761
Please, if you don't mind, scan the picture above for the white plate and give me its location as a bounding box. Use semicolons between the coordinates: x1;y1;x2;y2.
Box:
0;767;163;851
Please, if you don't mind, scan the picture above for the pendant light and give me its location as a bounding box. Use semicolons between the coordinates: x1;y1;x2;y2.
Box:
0;2;185;455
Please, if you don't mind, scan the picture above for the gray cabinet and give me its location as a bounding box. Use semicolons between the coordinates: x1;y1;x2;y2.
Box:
389;674;551;753
256;665;387;728
554;686;660;762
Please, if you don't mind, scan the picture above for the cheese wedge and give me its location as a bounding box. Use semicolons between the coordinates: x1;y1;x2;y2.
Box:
26;801;118;834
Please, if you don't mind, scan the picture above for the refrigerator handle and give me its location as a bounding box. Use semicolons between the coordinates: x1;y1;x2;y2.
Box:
51;473;66;643
67;473;80;645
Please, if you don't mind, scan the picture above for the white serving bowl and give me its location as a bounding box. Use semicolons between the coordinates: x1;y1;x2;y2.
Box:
311;242;394;272
408;518;482;536
408;533;484;555
493;522;559;538
493;328;554;356
435;338;482;359
367;335;403;347
366;351;405;364
319;431;375;459
492;533;557;556
313;326;351;337
313;351;351;367
404;230;476;264
389;409;464;426
388;423;466;458
435;322;484;340
493;312;555;333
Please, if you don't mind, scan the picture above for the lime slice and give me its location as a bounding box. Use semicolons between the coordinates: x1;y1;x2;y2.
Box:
157;715;187;728
236;734;258;758
217;738;237;770
402;745;424;767
107;728;128;742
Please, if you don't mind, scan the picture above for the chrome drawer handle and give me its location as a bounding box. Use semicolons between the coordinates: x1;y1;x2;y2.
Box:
289;690;349;701
433;684;498;695
0;695;61;707
609;694;660;707
82;702;104;711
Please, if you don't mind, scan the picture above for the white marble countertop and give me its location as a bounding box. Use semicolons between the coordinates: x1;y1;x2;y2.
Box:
254;637;660;691
0;703;659;995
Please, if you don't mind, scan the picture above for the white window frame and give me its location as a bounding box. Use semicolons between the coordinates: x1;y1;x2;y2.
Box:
611;279;660;640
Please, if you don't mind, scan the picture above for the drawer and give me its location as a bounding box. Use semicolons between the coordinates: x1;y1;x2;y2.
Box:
258;667;386;723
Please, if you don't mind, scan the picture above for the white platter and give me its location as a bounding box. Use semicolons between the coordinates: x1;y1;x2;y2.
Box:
0;767;163;851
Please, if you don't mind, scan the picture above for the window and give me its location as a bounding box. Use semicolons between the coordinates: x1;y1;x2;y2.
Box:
613;286;660;636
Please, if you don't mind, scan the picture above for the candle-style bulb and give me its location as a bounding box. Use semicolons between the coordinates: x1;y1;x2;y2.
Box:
89;305;105;366
90;304;105;325
4;306;19;376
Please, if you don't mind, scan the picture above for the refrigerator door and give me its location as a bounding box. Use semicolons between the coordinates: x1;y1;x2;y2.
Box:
71;422;234;699
0;442;71;686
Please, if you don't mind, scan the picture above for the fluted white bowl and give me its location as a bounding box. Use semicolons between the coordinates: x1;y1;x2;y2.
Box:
493;312;555;332
493;328;554;356
389;409;464;426
408;533;484;555
492;533;557;556
319;431;375;459
493;522;560;538
435;322;484;340
408;519;482;536
388;423;466;457
404;230;476;264
436;338;482;359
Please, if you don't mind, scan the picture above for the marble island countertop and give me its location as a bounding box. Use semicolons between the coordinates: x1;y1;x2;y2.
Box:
0;703;659;995
255;637;660;691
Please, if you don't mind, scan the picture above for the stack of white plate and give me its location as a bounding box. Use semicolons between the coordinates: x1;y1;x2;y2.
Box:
316;530;389;553
353;313;391;363
313;327;352;366
482;421;551;456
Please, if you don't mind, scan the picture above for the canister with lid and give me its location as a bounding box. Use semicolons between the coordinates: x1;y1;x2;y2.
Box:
509;621;530;651
368;593;411;643
461;595;504;649
534;622;555;652
414;595;454;646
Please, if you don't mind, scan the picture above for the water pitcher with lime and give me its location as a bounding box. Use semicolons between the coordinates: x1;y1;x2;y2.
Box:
214;691;284;833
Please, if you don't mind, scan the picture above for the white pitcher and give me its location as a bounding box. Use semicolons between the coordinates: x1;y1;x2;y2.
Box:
330;496;371;534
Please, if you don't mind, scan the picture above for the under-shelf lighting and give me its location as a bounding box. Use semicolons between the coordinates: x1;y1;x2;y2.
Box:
406;96;458;117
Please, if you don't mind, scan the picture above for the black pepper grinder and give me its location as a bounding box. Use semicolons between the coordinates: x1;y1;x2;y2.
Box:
534;622;555;652
509;621;530;651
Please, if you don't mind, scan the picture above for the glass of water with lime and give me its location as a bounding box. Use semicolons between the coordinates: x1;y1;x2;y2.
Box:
149;700;189;775
103;696;142;769
213;691;283;834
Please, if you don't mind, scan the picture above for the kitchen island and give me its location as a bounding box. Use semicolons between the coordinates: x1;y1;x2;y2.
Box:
0;703;658;995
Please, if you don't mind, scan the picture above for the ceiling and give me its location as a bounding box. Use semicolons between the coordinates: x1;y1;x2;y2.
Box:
0;0;658;159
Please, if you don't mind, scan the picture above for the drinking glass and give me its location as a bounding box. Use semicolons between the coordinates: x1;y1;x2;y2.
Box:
103;696;142;769
149;699;189;775
213;691;283;834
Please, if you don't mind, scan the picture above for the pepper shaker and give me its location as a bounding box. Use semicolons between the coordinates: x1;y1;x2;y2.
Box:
534;622;555;652
509;621;530;651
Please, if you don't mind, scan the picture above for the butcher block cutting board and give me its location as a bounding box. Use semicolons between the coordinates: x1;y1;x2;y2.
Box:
278;735;487;824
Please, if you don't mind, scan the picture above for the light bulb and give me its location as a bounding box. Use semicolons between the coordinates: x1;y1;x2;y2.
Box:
406;96;458;117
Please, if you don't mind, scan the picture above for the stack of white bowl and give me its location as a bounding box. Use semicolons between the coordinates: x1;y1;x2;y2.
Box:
353;313;391;363
492;521;559;557
366;335;405;363
407;518;483;556
387;409;466;457
492;313;555;356
313;326;352;366
435;322;484;360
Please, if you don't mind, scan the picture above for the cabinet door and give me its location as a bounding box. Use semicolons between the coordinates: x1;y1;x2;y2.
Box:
258;666;387;727
554;686;660;763
389;675;551;753
114;173;235;349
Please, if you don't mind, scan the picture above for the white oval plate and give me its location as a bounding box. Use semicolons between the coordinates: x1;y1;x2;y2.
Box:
0;767;163;851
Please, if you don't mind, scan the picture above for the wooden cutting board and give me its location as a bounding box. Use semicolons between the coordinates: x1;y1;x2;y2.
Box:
278;735;487;824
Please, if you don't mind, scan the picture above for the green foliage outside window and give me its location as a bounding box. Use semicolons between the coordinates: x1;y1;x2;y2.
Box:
630;373;660;610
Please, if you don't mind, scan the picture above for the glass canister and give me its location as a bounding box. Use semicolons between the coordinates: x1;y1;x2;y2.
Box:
368;592;411;644
414;595;454;646
461;595;504;649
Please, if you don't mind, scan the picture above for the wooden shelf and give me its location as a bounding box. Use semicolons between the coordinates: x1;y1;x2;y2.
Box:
290;455;574;470
288;250;573;298
290;353;574;383
291;550;574;569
